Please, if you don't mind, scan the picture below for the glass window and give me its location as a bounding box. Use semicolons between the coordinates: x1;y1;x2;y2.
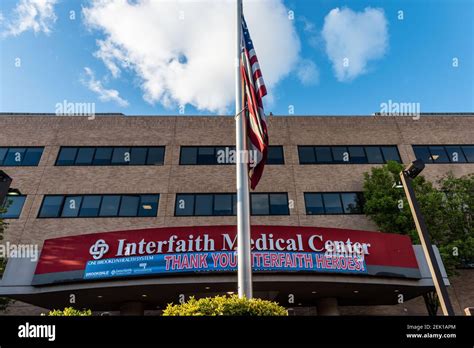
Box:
175;194;195;216
304;193;324;215
139;195;159;217
322;193;343;214
75;148;95;165
197;147;216;165
99;195;121;216
413;146;432;163
93;148;113;165
195;194;213;216
251;194;270;215
267;146;284;164
214;194;233;216
23;148;43;166
298;146;315;164
147;147;165;165
331;147;348;164
429;146;449;163
180;147;197;165
129;147;148;165
1;195;26;219
119;196;140;216
462;146;474;162
39;196;64;218
111;147;131;165
444;146;467;163
232;194;237;215
269;194;289;215
341;193;362;214
4;148;26;166
315;147;332;163
381;146;401;162
56;148;78;165
79;196;102;217
61;196;83;217
348;147;368;164
365;147;384;164
0;148;7;164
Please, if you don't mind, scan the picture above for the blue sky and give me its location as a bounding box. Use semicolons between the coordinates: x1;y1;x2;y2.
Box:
0;0;472;116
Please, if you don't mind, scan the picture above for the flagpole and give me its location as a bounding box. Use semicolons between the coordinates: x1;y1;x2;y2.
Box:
235;0;253;299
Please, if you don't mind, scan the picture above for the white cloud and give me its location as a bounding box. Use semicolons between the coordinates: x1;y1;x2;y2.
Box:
1;0;58;37
296;59;319;86
322;7;388;82
82;67;129;107
83;0;301;113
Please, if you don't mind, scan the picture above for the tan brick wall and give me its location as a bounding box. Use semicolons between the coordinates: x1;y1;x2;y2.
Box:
1;114;473;315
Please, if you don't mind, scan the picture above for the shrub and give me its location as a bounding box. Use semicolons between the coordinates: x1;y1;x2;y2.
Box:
47;307;92;316
162;295;288;316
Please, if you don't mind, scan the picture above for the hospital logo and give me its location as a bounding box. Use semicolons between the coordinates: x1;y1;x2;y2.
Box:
89;239;109;260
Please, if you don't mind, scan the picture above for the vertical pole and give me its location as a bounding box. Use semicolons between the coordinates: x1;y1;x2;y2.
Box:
400;171;455;315
235;0;253;299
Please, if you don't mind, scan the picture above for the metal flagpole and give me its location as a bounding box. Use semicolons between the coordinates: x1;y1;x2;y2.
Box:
235;0;253;299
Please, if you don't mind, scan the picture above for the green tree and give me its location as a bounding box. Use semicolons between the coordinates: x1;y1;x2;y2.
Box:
47;307;92;316
363;161;474;274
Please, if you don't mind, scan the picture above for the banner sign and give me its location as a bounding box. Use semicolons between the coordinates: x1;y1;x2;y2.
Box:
33;225;420;285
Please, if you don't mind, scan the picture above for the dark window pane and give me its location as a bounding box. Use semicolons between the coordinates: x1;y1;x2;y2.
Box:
195;194;213;216
341;193;362;214
381;146;401;163
462;146;474;162
180;147;197;164
130;147;148;165
298;147;315;164
0;148;7;164
1;196;26;219
429;146;449;163
214;194;233;216
147;147;165;165
251;194;269;215
348;147;368;164
197;147;216;165
56;148;78;165
75;148;95;165
61;196;83;217
322;193;343;214
119;196;140;216
139;195;159;217
315;147;332;163
331;147;349;164
23;148;43;165
269;194;289;215
93;148;113;165
4;148;26;165
304;193;324;215
175;194;194;216
444;146;467;163
39;196;64;218
413;146;432;163
267;146;284;164
79;196;102;217
111;147;131;165
99;195;121;216
232;194;237;215
365;147;384;164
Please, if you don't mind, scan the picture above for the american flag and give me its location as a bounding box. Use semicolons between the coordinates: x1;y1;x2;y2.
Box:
240;15;268;190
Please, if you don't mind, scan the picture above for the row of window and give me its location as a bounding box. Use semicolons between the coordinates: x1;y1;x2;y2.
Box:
1;192;365;219
2;145;474;167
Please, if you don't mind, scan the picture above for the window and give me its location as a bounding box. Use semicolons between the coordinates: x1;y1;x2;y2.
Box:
55;147;165;166
0;147;43;166
0;195;26;219
298;146;401;164
304;192;364;215
180;146;284;165
175;193;288;216
38;194;160;218
413;145;474;163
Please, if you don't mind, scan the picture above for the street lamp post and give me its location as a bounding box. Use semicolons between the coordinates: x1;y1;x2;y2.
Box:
0;170;13;206
399;160;455;316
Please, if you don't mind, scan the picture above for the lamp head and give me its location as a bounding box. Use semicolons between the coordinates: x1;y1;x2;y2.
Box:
404;159;425;179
